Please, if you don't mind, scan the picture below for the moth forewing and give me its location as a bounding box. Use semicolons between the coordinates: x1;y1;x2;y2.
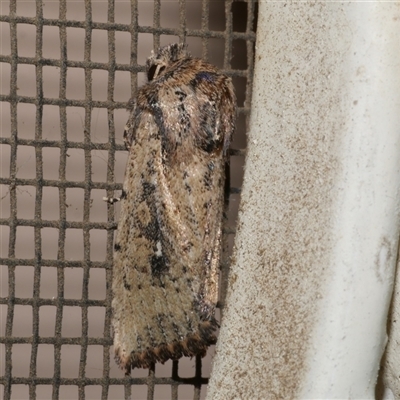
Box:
111;43;236;373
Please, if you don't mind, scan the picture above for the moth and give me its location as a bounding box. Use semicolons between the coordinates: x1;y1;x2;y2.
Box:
111;43;236;373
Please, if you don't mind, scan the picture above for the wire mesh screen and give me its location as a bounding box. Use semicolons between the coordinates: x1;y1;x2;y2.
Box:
0;0;256;399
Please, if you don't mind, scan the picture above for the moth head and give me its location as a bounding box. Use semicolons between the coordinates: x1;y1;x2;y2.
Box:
146;43;190;81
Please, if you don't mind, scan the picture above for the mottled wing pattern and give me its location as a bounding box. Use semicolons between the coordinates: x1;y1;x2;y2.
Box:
112;44;236;373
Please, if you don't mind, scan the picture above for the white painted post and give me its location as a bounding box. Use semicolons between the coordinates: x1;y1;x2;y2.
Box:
207;2;400;399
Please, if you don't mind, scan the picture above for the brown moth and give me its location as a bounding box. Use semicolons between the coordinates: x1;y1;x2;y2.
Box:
111;43;236;373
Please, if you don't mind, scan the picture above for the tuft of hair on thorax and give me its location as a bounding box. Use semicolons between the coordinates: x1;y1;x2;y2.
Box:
146;43;191;82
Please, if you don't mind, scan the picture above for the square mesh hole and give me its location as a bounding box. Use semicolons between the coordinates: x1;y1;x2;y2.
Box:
42;26;60;59
65;150;85;182
64;229;84;260
43;66;61;98
64;268;83;299
17;24;36;57
66;68;85;100
39;306;56;336
11;344;32;378
16;185;35;219
16;146;36;179
88;268;106;300
17;103;36;140
15;227;35;259
0;63;11;95
90;108;109;143
39;268;57;299
12;307;33;337
61;307;82;337
0;22;11;55
42;104;61;140
37;344;55;377
87;307;105;337
41;228;59;259
66;106;86;142
14;266;34;298
17;64;36;97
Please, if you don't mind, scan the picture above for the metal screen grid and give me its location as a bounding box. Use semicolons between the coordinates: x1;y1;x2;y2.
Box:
0;0;257;399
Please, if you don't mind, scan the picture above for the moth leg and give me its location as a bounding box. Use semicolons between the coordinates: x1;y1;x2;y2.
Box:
103;195;121;204
104;189;127;204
